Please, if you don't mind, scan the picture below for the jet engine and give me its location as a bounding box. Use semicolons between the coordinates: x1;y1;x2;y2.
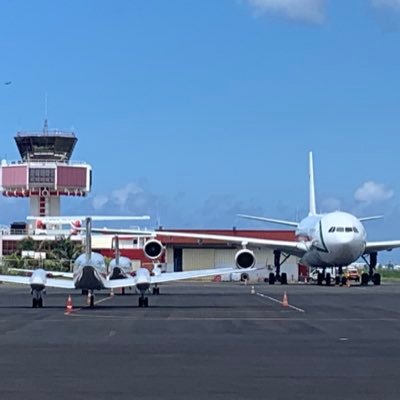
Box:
143;239;164;260
235;249;256;269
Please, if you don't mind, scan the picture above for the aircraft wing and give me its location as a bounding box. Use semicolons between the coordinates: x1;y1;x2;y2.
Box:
88;227;309;257
150;267;249;284
102;267;257;288
8;268;73;279
364;241;400;254
103;276;137;289
0;275;75;289
0;275;32;285
42;279;76;289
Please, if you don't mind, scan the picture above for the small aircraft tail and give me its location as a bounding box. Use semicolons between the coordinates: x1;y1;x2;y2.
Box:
85;217;92;264
309;151;317;216
114;235;120;266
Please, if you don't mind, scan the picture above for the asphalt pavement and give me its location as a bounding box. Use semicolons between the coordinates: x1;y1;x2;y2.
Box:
0;281;399;400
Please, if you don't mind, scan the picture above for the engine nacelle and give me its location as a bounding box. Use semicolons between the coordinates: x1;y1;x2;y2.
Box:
235;249;256;269
143;239;164;260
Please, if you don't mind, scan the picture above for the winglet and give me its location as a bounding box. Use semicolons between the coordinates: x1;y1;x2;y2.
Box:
309;152;317;216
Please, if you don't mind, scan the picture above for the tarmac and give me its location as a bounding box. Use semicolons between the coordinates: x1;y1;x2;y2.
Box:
0;281;400;400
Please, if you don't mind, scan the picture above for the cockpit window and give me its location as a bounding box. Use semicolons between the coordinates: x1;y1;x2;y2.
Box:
328;227;335;233
353;227;359;233
336;227;344;232
345;227;353;232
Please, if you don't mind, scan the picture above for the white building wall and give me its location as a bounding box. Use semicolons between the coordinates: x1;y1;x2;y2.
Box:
48;196;60;216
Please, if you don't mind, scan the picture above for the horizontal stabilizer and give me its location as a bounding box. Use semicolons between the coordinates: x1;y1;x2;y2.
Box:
237;214;299;227
359;215;384;223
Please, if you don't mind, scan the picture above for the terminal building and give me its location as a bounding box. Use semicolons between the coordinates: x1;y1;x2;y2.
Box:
0;125;301;281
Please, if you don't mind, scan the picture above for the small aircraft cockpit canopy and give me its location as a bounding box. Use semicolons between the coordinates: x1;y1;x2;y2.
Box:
328;226;359;233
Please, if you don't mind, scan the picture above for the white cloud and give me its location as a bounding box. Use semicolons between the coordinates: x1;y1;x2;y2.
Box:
245;0;325;23
371;0;400;11
92;194;109;211
111;183;144;208
354;181;394;204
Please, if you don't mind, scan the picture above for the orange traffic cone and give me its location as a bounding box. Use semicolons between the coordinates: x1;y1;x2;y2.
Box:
65;295;73;313
282;291;289;307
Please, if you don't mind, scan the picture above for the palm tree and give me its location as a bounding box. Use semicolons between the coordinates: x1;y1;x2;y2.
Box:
16;237;37;254
50;236;83;271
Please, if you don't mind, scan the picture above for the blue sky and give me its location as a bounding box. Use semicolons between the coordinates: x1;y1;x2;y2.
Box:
1;0;400;259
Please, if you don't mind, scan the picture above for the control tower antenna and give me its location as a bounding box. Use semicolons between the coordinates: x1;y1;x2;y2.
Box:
43;93;49;134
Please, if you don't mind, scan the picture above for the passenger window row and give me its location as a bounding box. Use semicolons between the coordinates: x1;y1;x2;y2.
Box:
328;226;359;233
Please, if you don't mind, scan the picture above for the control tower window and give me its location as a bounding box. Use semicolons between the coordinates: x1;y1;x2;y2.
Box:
29;168;55;184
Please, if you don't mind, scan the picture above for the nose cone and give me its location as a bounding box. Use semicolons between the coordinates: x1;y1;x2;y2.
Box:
326;233;364;265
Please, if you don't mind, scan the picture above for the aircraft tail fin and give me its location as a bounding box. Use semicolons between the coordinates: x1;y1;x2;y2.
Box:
309;152;317;216
85;217;92;263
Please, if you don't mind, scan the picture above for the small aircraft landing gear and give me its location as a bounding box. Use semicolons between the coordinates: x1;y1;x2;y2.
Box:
138;293;149;307
271;250;289;285
88;291;95;308
152;285;160;295
362;252;381;286
32;290;43;308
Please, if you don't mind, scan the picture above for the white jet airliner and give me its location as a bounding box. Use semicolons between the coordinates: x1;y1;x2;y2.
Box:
89;153;400;286
0;218;253;308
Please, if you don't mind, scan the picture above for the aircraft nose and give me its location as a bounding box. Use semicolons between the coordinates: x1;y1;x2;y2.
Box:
326;232;364;264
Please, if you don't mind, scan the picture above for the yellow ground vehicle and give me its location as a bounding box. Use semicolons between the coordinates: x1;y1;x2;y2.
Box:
344;267;360;282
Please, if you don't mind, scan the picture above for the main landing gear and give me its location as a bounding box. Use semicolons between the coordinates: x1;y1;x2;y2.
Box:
152;285;160;295
138;292;149;308
268;250;288;285
316;267;347;286
32;290;43;308
361;252;381;286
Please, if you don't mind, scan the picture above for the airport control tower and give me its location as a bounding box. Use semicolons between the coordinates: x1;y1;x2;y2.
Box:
0;121;92;217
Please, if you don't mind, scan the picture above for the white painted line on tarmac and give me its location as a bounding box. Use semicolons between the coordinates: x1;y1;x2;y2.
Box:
94;296;113;306
256;292;305;313
64;295;113;316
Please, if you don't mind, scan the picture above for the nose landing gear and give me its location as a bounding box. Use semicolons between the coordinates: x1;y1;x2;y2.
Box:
138;293;149;307
32;290;44;308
